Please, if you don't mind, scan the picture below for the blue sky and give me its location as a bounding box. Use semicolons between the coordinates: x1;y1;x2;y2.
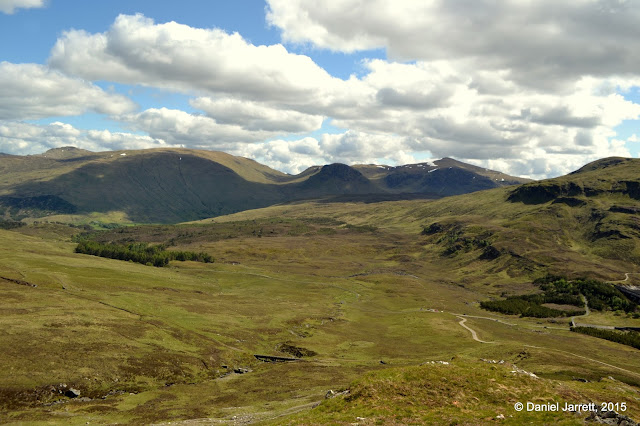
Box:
0;0;639;178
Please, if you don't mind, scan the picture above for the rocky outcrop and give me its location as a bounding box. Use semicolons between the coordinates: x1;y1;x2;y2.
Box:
586;408;637;425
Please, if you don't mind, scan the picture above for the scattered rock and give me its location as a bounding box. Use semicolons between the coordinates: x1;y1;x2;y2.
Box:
100;389;126;399
325;389;350;399
380;360;387;364
65;388;80;398
233;367;251;374
496;414;505;420
254;354;299;363
510;366;538;379
277;343;317;358
586;408;638;425
481;359;497;364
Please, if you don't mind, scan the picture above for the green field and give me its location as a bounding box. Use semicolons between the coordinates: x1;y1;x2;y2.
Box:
1;212;639;424
2;157;640;424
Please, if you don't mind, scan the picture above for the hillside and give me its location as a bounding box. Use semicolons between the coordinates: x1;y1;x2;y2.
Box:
0;147;528;224
287;358;640;425
200;156;640;289
1;156;640;424
354;157;530;196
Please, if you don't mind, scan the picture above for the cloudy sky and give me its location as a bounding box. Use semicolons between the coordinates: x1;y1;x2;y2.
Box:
1;0;639;178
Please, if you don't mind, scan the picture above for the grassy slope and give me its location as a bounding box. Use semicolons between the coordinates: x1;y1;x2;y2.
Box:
2;158;640;424
204;159;640;285
0;148;531;224
285;358;640;425
0;148;289;188
2;218;640;424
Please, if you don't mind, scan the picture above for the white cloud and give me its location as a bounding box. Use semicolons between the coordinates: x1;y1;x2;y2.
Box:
0;121;168;154
36;11;640;179
238;130;416;174
49;14;343;103
266;0;640;86
0;62;137;120
190;97;323;133
0;0;45;14
119;107;281;148
628;134;639;143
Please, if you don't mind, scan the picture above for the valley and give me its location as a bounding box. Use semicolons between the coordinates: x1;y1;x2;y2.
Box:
1;151;640;424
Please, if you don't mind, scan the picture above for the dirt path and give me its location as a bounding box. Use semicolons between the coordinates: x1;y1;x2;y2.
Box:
450;312;516;326
457;316;494;343
523;345;640;379
453;314;640;378
608;272;639;283
570;294;589;327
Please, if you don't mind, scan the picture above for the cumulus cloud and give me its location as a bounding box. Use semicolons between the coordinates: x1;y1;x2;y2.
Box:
237;130;416;174
266;0;640;87
468;132;632;180
0;0;45;14
190;97;323;133
48;14;342;103
331;61;640;178
0;62;137;120
0;121;168;154
119;107;282;148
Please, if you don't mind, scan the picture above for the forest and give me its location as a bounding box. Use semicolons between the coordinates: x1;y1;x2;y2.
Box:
75;240;213;267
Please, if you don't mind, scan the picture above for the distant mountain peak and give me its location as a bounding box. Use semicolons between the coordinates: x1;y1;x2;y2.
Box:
39;146;93;159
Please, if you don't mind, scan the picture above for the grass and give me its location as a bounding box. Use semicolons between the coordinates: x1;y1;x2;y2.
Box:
2;216;640;424
284;357;640;425
3;157;640;423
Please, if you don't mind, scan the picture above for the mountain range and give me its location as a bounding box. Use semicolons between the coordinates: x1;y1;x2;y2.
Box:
0;147;529;223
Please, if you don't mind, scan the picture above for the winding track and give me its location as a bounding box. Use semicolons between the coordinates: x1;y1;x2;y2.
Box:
456;316;494;343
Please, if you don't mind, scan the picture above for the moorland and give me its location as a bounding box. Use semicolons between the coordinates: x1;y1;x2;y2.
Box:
1;149;639;425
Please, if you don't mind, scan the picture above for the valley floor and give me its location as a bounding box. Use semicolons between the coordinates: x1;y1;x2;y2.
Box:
1;206;640;424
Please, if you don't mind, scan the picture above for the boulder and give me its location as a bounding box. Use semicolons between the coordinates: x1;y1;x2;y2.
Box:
65;388;80;398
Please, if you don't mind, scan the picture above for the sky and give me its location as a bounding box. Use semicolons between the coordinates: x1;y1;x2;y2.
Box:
1;0;639;178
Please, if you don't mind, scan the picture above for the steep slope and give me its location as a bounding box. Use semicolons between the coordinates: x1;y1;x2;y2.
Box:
508;157;640;205
293;163;380;197
354;158;530;195
0;148;291;222
3;152;286;223
0;147;529;223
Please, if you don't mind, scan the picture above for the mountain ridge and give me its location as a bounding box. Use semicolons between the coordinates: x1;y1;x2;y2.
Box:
0;147;530;223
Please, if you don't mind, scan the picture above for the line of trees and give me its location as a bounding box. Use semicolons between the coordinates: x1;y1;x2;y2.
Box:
0;220;25;230
75;241;213;267
480;296;585;318
571;327;640;350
